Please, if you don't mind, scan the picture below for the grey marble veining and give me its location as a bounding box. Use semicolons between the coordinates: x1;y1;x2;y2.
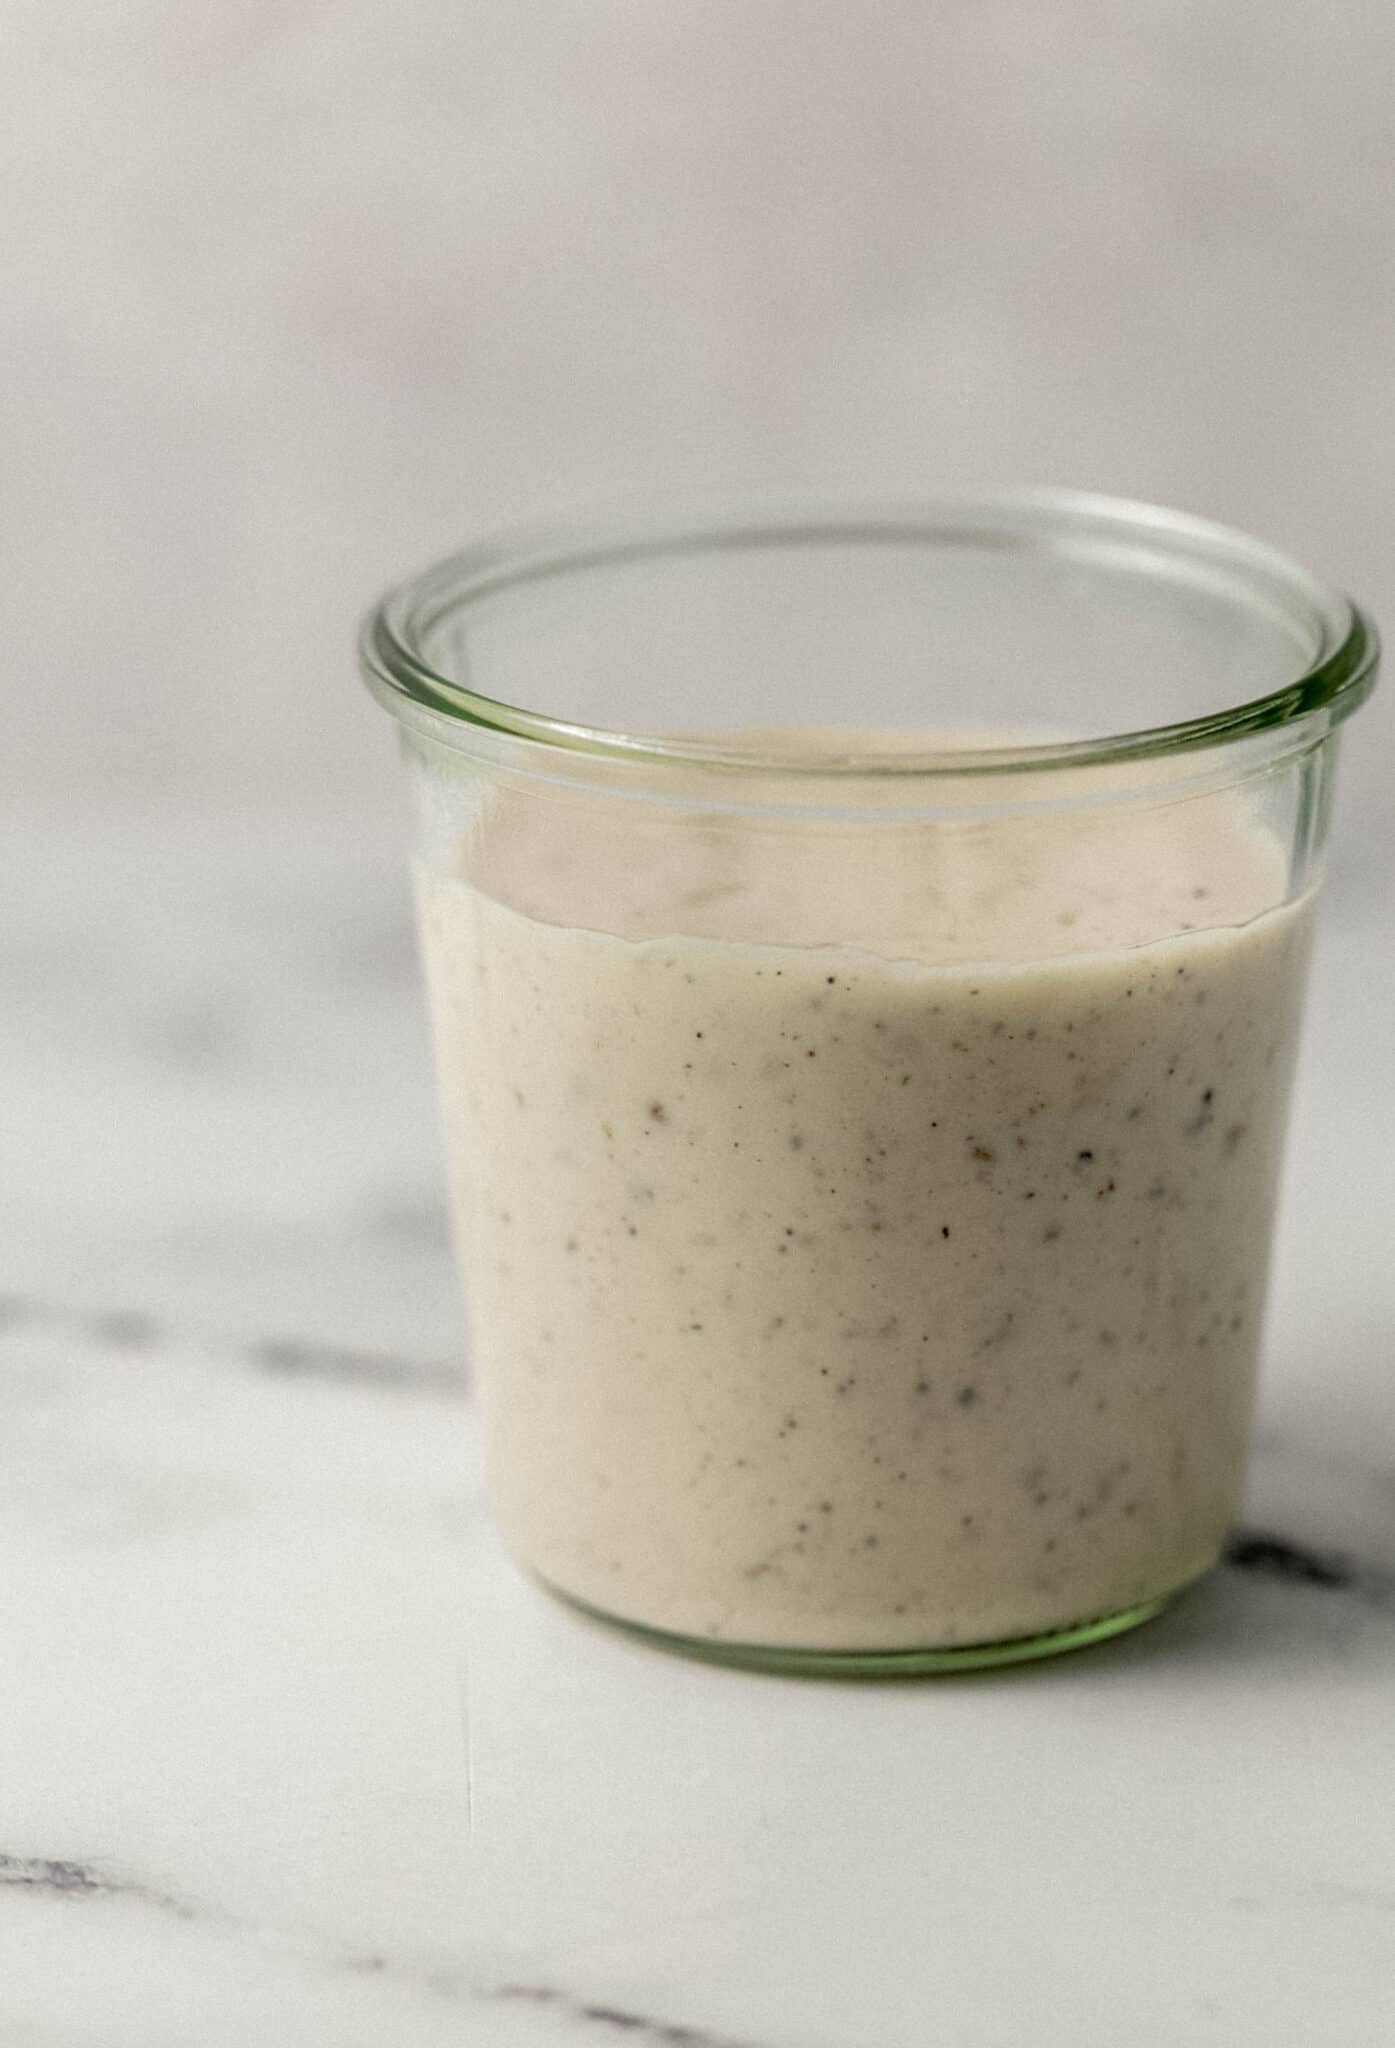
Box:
3;801;1393;2047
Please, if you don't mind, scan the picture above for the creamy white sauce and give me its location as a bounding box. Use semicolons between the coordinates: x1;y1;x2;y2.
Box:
417;780;1311;1650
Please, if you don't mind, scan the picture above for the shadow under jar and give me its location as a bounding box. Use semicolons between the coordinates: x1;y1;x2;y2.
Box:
360;490;1377;1675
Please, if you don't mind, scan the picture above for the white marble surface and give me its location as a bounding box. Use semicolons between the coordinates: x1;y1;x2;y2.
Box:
3;799;1394;2047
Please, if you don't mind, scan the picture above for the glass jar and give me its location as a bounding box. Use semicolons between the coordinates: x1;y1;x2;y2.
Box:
360;490;1377;1674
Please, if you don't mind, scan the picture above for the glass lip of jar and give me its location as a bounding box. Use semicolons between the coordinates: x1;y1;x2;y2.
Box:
358;486;1378;782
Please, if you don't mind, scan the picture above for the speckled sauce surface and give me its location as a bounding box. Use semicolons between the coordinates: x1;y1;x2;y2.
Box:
417;794;1314;1652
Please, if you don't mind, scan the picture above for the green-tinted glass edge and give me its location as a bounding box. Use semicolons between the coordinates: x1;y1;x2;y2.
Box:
359;488;1379;781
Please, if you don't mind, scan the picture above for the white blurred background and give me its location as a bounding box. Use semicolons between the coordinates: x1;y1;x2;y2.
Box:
5;0;1391;872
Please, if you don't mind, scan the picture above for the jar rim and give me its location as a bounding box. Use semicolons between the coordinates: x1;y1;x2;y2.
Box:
358;487;1378;780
